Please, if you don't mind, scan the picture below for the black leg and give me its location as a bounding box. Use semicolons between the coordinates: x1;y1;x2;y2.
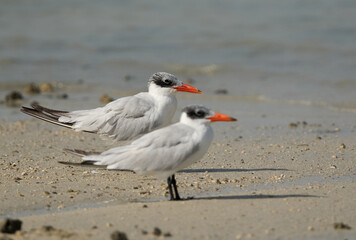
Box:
167;176;174;200
167;175;181;201
171;174;181;200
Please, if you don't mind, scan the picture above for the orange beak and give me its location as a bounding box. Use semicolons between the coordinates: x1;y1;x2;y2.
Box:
174;83;202;94
207;112;238;122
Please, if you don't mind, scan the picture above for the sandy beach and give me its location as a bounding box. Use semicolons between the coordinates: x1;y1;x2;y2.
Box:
1;89;355;239
1;1;356;239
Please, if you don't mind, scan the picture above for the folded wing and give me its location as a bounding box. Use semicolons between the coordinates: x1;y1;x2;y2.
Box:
59;94;158;140
83;123;200;176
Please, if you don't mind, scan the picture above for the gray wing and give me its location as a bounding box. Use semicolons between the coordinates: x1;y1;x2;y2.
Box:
59;93;158;141
82;123;201;175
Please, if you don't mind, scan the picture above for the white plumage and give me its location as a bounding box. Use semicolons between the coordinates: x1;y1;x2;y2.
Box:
21;72;201;141
66;105;237;200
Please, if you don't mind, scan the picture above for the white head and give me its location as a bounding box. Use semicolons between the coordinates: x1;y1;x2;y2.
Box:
180;105;237;126
148;72;202;96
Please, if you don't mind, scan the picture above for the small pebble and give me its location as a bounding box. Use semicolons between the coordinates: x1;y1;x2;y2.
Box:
40;83;54;93
212;179;221;184
100;94;114;103
5;91;23;107
111;230;128;240
42;225;55;231
153;227;162;236
164;232;172;237
214;89;228;95
124;75;132;81
0;218;22;234
333;222;351;230
339;143;346;149
24;83;40;94
56;93;68;99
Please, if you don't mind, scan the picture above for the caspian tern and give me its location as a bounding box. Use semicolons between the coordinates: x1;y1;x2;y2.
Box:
61;105;237;200
21;72;202;141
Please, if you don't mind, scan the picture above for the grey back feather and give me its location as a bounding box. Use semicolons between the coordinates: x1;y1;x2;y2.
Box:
59;93;163;141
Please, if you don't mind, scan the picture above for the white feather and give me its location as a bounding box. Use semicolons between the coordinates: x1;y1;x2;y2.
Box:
83;112;214;179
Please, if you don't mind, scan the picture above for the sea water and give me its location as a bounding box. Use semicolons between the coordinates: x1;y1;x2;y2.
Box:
0;0;355;116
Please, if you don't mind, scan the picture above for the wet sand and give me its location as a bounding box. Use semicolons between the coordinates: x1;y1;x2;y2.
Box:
1;94;355;239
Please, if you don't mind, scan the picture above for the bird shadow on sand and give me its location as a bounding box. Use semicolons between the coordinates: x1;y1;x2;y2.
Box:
179;168;289;173
189;193;320;201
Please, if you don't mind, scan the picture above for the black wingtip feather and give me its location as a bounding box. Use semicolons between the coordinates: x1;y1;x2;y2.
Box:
21;104;73;129
58;161;84;166
58;160;107;168
81;160;97;165
58;160;96;166
31;102;69;114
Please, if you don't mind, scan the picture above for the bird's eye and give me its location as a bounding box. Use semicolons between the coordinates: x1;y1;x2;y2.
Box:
196;110;205;117
164;79;172;85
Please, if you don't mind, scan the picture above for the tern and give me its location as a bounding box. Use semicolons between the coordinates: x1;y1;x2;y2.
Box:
61;105;237;200
21;72;202;141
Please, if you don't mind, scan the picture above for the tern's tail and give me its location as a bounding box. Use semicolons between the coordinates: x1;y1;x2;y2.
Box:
59;148;103;166
59;148;133;172
58;148;102;167
21;103;73;129
58;160;100;166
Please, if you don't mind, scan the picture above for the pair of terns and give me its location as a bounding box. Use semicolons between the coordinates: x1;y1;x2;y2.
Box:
21;72;237;200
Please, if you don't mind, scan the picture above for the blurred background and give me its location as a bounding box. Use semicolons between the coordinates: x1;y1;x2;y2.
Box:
1;0;356;119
